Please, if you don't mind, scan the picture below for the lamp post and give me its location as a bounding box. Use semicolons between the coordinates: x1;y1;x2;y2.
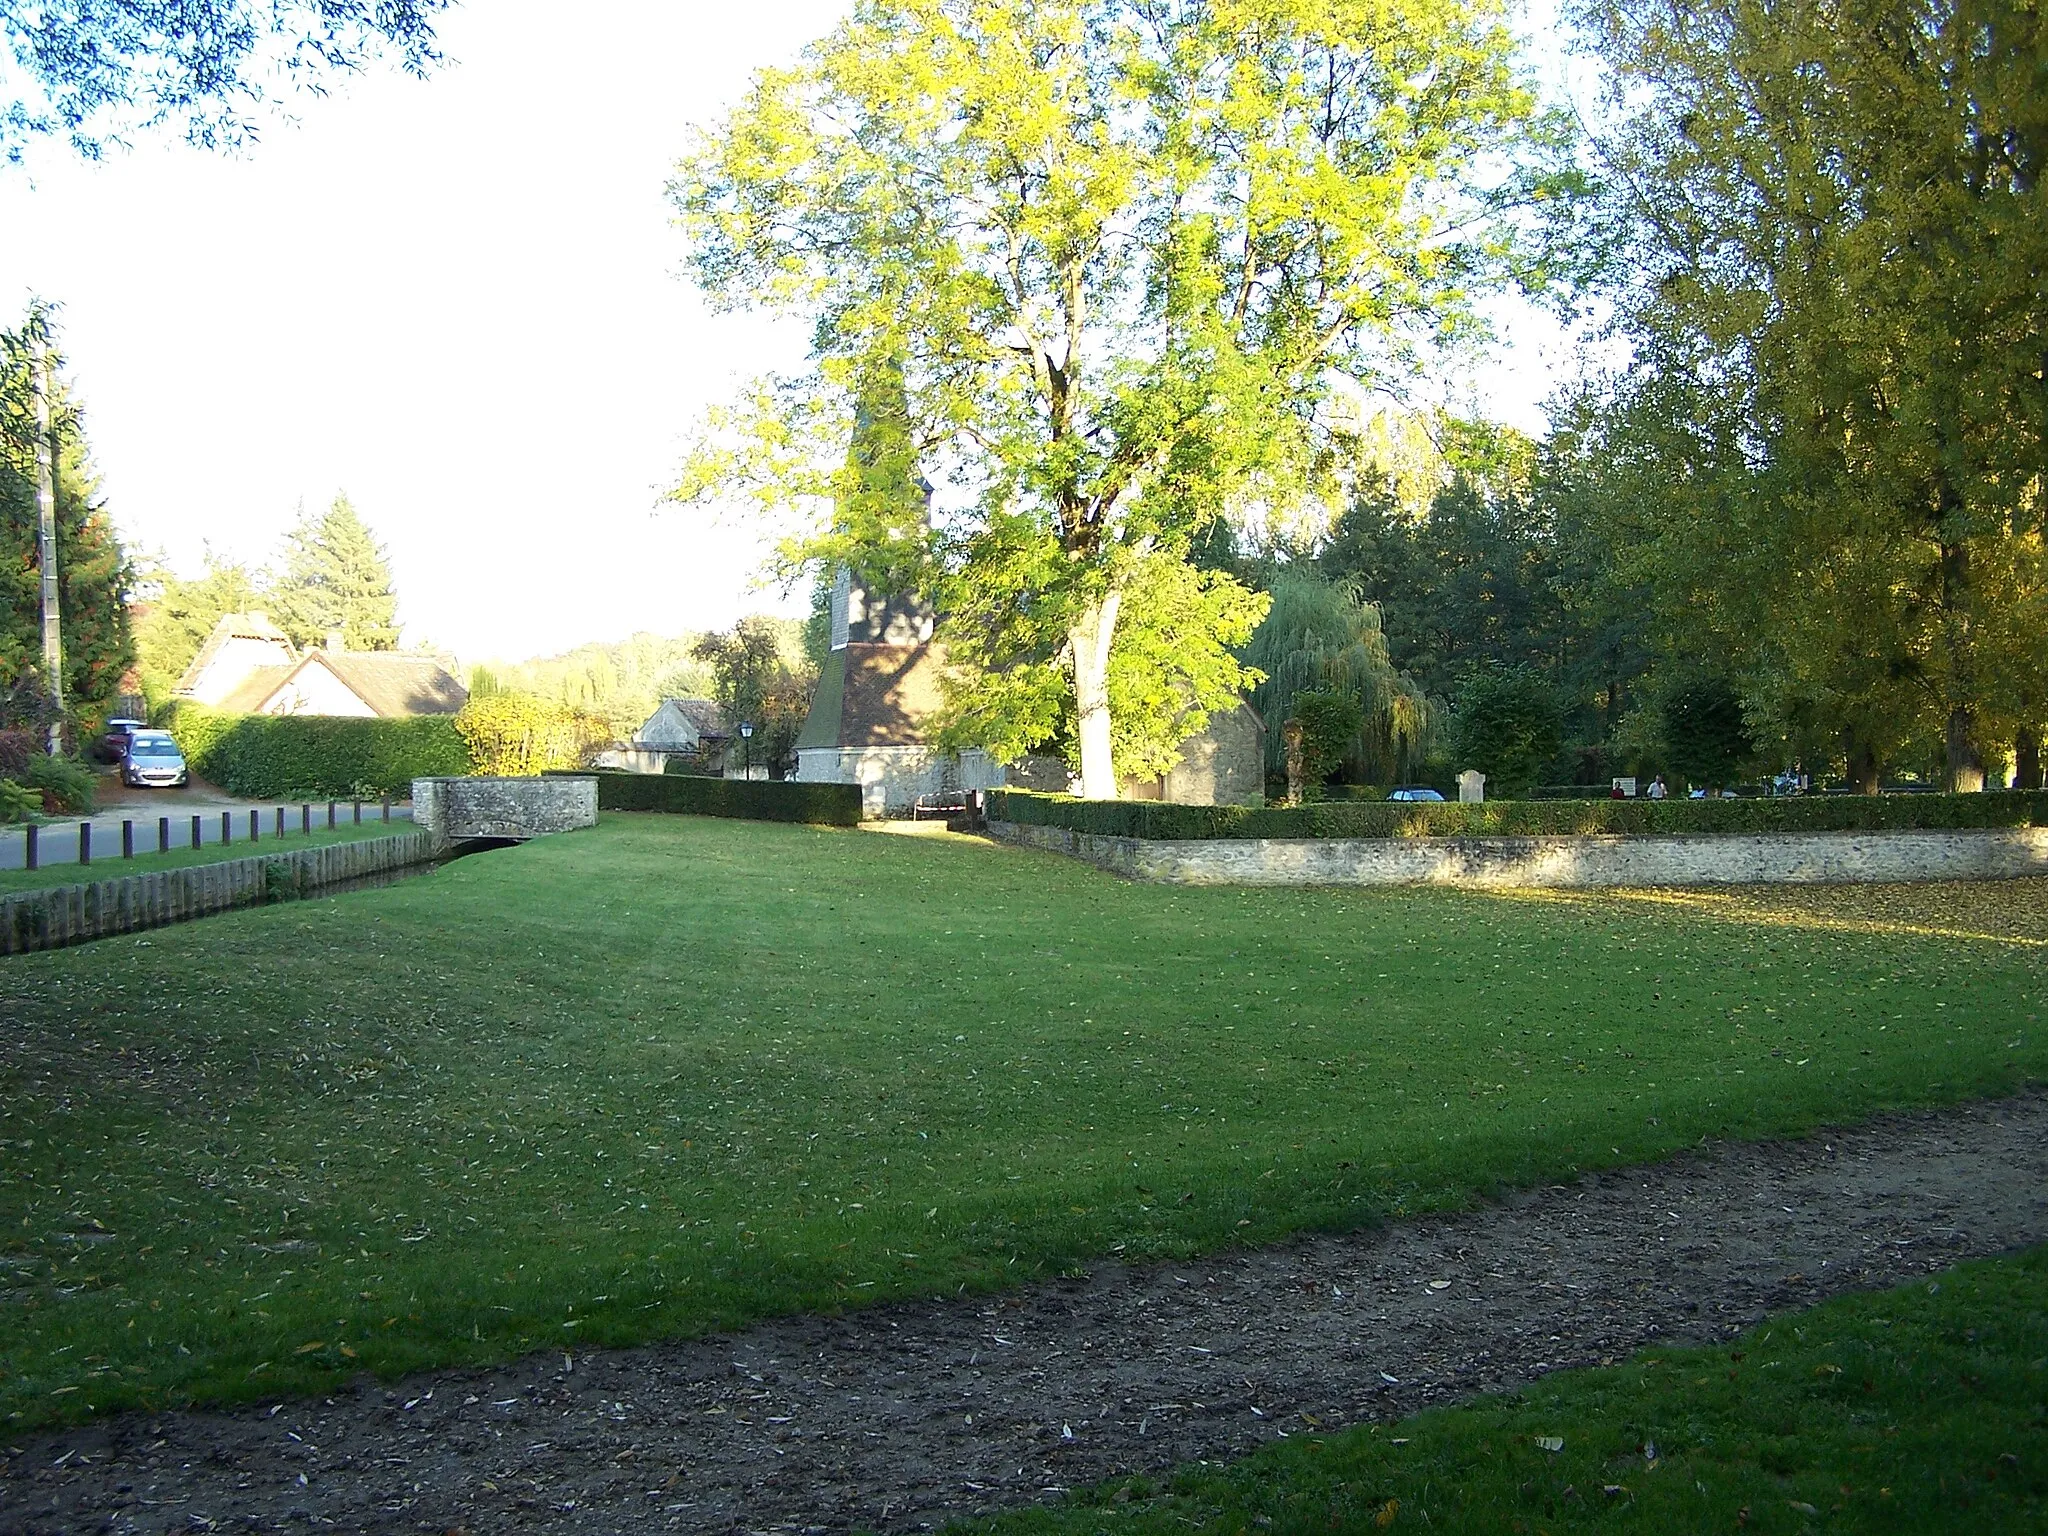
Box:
738;721;754;779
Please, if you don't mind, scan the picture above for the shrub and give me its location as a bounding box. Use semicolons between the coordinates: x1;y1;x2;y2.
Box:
572;769;862;825
454;693;606;776
159;702;472;798
0;729;35;781
0;779;40;822
984;787;2048;840
21;754;96;813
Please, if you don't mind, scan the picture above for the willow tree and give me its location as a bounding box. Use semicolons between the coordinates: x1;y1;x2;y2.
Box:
1241;571;1431;783
672;0;1546;797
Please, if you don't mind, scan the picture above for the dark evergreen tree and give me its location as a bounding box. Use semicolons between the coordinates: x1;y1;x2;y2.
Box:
0;317;134;731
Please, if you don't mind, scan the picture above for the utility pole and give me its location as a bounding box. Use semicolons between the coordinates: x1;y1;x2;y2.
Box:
30;314;64;754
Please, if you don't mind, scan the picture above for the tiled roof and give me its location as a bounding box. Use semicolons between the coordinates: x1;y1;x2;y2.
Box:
175;611;297;695
798;641;948;749
214;665;296;714
309;653;469;716
668;698;729;738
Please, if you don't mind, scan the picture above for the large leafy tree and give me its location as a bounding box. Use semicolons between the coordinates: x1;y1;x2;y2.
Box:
1575;0;2048;790
273;494;401;652
1;0;450;165
692;617;816;778
0;311;133;730
672;0;1550;797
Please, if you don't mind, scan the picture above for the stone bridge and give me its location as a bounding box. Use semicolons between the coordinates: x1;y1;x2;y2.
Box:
411;775;598;851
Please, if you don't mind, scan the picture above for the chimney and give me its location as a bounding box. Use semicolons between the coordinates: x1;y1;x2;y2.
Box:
325;629;346;653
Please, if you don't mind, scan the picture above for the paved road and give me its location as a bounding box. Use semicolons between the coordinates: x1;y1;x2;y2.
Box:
1;798;413;874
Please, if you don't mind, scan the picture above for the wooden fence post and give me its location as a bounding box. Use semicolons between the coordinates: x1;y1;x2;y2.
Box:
24;823;36;871
78;821;91;865
158;816;170;853
122;820;134;859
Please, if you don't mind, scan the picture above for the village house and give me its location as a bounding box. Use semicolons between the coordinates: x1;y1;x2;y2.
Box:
176;613;467;718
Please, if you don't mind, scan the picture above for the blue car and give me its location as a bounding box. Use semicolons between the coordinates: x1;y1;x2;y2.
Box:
1387;786;1445;802
121;730;190;788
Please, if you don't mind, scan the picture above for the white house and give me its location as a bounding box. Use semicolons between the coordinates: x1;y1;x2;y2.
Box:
177;614;467;718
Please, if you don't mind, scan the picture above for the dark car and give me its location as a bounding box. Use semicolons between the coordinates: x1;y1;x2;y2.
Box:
120;730;189;788
97;717;146;763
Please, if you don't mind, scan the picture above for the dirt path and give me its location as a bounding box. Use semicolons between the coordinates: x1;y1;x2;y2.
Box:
6;1093;2046;1536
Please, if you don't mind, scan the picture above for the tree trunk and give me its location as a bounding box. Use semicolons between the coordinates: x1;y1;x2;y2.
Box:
1844;738;1881;795
2015;726;2042;791
1069;590;1122;800
1945;705;1986;792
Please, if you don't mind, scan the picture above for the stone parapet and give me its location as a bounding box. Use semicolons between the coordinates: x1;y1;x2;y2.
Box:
987;821;2048;888
412;775;598;848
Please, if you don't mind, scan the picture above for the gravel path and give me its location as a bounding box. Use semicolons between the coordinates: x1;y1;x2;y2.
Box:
5;1093;2045;1536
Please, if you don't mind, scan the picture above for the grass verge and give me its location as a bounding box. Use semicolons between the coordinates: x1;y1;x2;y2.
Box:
0;815;2042;1426
963;1247;2048;1535
0;819;411;895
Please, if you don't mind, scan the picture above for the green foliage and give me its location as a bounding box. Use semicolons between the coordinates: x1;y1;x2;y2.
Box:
20;752;95;813
271;494;400;652
1240;571;1428;781
0;815;2040;1425
672;0;1550;795
693;618;816;777
986;786;2048;840
130;551;264;702
1451;666;1561;794
481;631;715;745
0;778;40;821
1288;691;1362;785
452;692;604;777
0;309;135;730
968;1249;2048;1536
1661;677;1754;790
583;769;862;825
2;0;450;167
1573;0;2048;790
161;701;470;798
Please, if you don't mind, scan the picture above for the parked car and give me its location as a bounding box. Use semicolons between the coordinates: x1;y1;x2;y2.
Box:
96;717;146;763
1387;786;1446;802
120;730;189;788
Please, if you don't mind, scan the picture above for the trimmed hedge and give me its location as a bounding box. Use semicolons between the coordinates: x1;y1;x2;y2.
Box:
569;769;863;825
985;787;2048;841
159;702;473;799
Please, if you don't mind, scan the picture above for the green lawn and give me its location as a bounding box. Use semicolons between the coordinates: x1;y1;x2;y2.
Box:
0;817;410;895
0;813;2041;1427
965;1247;2048;1535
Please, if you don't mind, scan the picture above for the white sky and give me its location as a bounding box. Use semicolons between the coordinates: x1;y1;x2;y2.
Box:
0;0;1582;666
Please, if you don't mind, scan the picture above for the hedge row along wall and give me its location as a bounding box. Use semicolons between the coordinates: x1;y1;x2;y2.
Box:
158;703;472;799
985;788;2048;841
568;770;863;826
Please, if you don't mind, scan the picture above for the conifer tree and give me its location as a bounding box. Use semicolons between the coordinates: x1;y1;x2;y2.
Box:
274;495;401;652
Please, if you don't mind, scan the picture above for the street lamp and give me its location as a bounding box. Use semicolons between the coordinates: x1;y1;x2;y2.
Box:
738;721;754;777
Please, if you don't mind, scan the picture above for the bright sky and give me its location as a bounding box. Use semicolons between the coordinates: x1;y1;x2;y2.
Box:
0;0;1581;667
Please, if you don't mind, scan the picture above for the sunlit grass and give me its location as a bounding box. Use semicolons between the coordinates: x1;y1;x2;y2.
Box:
1;815;2040;1427
967;1247;2048;1535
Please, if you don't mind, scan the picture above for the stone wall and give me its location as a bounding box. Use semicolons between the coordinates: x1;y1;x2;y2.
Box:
987;821;2048;888
412;775;598;848
1;831;435;955
794;746;1009;818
